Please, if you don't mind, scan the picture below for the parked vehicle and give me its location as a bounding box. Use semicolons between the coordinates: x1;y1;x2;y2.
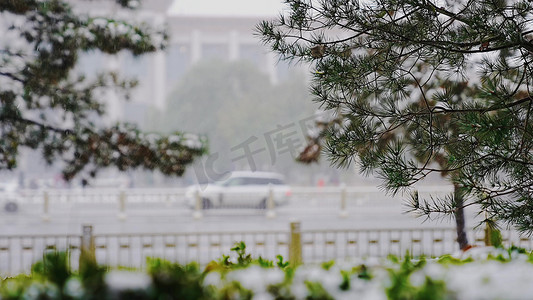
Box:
186;171;291;209
0;181;20;212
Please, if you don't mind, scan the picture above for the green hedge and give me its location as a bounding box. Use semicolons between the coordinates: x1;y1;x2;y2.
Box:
2;242;533;299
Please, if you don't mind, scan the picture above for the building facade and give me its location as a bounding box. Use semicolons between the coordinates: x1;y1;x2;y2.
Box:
73;0;293;121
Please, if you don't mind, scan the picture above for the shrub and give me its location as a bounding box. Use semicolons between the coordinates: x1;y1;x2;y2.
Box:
1;243;533;299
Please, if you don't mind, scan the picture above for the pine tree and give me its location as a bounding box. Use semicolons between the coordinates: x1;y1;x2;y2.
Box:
258;0;533;246
0;0;206;180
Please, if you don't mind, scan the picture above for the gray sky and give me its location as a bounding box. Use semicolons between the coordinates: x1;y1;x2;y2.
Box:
167;0;285;17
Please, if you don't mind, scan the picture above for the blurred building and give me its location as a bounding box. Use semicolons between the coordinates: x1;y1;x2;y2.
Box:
14;0;301;187
165;0;288;85
72;0;293;125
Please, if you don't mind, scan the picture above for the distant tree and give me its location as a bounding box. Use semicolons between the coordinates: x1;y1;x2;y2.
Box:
258;0;533;247
0;0;206;180
148;60;319;179
152;61;280;150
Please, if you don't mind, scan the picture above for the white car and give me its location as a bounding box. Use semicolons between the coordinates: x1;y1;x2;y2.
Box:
0;181;20;212
186;171;291;209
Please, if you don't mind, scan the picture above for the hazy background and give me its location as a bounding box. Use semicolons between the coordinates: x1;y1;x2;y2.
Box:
1;0;445;189
0;2;467;274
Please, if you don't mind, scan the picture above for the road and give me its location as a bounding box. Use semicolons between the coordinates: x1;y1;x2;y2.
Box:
0;191;514;275
0;193;476;236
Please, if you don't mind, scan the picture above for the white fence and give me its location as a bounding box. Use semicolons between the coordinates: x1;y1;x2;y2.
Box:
9;185;454;218
16;185;454;202
1;185;478;275
1;223;532;276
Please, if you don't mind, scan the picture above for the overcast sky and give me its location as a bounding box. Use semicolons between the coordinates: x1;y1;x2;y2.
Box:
167;0;286;17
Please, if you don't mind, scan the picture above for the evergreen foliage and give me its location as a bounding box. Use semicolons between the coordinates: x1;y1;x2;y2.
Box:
0;0;206;180
258;0;533;235
3;245;533;299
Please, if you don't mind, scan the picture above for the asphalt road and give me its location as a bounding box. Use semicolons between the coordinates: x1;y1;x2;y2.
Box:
0;194;505;276
0;194;475;236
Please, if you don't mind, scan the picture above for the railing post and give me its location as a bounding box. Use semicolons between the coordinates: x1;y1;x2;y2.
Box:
165;193;172;208
266;184;276;219
483;211;501;247
80;224;96;267
193;188;203;219
339;183;348;218
289;221;302;266
117;190;127;221
42;190;50;222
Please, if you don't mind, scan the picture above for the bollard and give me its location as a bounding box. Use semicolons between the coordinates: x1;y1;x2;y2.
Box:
484;210;492;246
166;193;172;208
80;224;96;268
117;190;127;221
483;211;502;247
42;191;50;222
266;183;276;219
193;188;203;219
339;183;348;218
289;221;302;266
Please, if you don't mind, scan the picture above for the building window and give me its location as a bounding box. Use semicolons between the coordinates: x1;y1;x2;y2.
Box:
121;52;148;79
166;43;191;82
202;43;228;61
240;44;265;67
76;50;106;77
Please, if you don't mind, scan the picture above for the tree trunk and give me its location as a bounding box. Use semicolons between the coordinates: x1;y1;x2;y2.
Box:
454;183;469;250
